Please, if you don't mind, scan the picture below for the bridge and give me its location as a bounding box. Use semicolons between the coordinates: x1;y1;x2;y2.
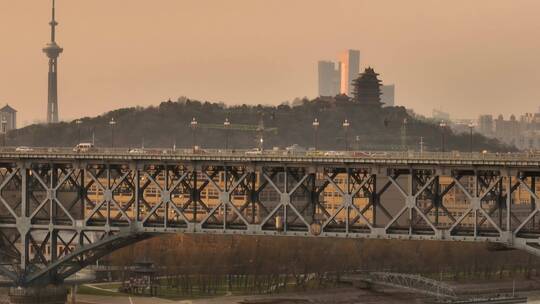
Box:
1;148;540;293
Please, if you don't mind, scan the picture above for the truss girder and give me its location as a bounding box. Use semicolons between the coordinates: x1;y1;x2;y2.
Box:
0;160;539;287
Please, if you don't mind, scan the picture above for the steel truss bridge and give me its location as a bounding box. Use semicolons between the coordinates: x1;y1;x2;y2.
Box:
2;150;540;288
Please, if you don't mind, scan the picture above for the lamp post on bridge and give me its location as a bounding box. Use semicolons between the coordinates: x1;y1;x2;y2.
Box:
75;119;82;144
401;118;408;151
343;119;350;151
224;117;231;150
468;122;475;156
109;118;117;148
439;121;447;153
312;118;319;150
190;117;198;151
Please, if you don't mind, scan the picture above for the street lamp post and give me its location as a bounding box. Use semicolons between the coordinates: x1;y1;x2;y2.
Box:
343;119;350;151
439;121;447;153
190;117;198;151
468;122;474;156
75;119;82;144
109;118;116;148
259;137;264;151
223;118;231;150
401;118;408;151
312;118;320;150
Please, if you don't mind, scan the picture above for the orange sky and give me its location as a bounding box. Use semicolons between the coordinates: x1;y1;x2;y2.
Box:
1;0;540;125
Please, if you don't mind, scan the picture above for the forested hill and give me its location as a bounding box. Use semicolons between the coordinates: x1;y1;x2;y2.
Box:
9;98;513;152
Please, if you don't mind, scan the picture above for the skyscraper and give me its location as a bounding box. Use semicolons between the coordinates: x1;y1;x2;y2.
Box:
42;0;63;124
339;49;360;95
317;61;341;96
380;84;395;107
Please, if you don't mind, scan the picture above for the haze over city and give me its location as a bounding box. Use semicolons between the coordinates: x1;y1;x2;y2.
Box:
5;1;540;303
1;0;540;125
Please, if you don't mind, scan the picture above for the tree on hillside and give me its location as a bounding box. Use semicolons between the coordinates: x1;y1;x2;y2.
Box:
10;97;514;152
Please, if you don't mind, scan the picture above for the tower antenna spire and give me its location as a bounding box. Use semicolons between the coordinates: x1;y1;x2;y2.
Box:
43;0;62;123
50;0;57;42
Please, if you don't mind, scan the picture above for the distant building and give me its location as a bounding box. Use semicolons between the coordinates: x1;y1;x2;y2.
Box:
380;84;395;107
0;104;17;133
478;115;494;136
339;49;360;95
475;109;540;150
432;109;451;122
351;67;382;107
317;61;341;96
495;114;520;147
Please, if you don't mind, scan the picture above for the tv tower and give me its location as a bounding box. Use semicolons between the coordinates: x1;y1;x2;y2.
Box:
42;0;63;124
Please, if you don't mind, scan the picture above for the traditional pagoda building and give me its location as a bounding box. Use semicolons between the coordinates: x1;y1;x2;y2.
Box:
352;67;383;107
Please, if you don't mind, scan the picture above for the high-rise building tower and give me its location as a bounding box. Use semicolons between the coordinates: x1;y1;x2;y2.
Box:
380;84;395;107
339;49;360;95
317;61;341;96
43;0;63;124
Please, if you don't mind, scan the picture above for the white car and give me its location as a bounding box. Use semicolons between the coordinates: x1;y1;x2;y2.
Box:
245;148;263;155
15;146;33;152
324;151;344;156
128;148;146;154
73;143;95;153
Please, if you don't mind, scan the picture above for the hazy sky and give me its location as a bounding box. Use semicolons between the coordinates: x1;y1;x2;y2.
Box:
1;0;540;125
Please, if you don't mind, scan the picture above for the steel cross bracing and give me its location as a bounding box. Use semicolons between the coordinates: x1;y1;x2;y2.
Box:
2;153;540;287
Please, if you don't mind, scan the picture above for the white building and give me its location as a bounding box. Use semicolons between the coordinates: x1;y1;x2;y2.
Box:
380;84;395;107
0;104;17;133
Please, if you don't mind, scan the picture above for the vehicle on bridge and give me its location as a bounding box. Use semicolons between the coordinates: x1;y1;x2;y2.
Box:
245;148;263;155
72;142;95;153
324;150;344;156
15;146;33;152
128;148;146;154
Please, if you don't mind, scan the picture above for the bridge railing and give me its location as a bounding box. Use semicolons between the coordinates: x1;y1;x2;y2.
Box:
0;146;537;162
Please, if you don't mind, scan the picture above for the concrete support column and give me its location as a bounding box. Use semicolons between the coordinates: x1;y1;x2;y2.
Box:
70;286;77;304
9;286;67;304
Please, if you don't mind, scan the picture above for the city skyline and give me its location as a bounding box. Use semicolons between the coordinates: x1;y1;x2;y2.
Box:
1;1;540;125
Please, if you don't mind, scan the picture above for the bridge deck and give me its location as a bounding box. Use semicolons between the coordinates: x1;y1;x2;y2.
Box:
1;149;540;167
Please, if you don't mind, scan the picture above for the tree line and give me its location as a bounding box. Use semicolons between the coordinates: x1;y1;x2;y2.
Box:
104;234;540;297
11;97;513;152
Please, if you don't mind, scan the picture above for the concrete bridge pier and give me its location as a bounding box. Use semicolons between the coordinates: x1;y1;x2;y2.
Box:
8;286;68;304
